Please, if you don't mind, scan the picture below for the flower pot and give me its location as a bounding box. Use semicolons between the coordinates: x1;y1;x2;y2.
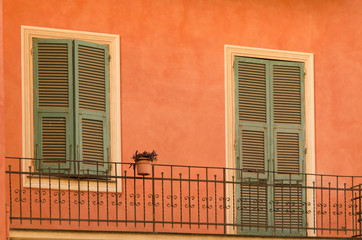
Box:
135;158;153;176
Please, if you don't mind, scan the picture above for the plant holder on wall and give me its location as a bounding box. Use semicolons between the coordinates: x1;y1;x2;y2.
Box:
132;150;157;176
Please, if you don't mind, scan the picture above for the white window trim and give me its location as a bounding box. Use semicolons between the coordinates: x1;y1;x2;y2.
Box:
224;45;315;235
21;26;121;192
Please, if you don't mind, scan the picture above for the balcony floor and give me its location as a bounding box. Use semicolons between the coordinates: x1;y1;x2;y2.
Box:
9;229;355;240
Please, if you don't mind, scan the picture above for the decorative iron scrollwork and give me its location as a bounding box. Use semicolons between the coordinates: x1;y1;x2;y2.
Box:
91;192;104;206
14;189;27;203
317;203;327;215
202;196;213;209
184;196;195;208
348;203;357;216
130;193;140;207
167;195;178;208
218;197;230;209
34;190;46;203
54;191;65;204
74;192;85;205
111;193;123;206
333;203;343;215
147;193;159;207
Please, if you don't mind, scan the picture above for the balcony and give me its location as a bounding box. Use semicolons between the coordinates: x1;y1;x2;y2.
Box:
5;157;362;238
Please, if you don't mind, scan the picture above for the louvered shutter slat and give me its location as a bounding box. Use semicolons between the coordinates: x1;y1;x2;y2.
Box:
78;44;106;112
37;42;69;108
276;132;300;173
82;119;104;165
241;130;265;171
42;117;66;164
273;65;302;124
274;185;304;229
238;61;267;123
240;183;268;228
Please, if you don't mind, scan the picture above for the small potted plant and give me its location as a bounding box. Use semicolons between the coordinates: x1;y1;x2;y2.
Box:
132;150;158;176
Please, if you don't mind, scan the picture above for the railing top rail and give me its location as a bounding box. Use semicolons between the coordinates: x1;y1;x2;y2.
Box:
5;156;362;179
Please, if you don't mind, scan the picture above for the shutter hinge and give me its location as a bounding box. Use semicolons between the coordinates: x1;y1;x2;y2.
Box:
305;148;307;154
108;55;111;62
304;72;306;76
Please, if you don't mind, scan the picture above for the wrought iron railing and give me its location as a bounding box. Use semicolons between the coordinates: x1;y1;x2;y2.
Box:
5;157;362;238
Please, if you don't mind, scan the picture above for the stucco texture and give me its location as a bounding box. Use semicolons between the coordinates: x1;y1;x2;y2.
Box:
2;0;362;176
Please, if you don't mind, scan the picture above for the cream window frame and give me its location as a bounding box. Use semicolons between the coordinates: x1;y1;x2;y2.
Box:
224;45;315;235
21;26;121;192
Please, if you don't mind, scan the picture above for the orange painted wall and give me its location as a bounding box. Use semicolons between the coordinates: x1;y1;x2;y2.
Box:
2;0;362;180
2;0;362;237
0;0;8;238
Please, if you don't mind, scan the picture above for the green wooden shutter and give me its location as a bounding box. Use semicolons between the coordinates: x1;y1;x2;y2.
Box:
235;57;270;173
74;40;110;175
234;57;271;234
271;61;306;235
235;57;306;235
33;38;74;173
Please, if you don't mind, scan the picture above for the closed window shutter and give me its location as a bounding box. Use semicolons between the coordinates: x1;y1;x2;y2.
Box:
234;57;270;233
272;62;305;175
235;57;305;235
74;40;110;175
235;57;270;172
271;61;305;235
33;39;74;173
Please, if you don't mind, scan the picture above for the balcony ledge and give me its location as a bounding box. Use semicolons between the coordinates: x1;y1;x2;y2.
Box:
9;229;354;240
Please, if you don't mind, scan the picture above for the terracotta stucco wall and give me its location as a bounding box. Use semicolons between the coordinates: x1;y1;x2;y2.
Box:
0;0;8;238
3;0;362;177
